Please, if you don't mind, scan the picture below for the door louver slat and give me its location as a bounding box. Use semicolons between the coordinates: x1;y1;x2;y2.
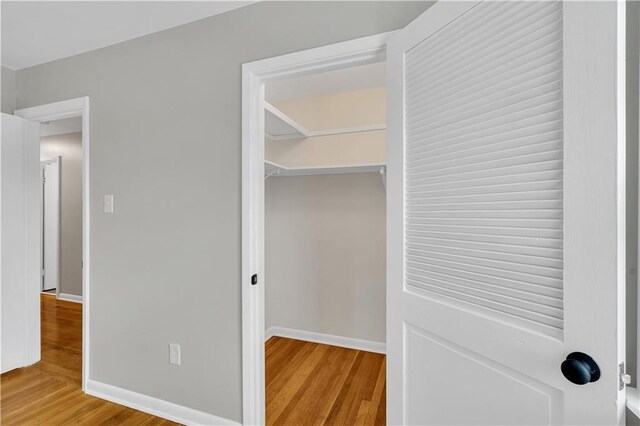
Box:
404;0;564;333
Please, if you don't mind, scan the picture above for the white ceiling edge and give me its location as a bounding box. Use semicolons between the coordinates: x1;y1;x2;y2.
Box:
1;1;254;70
266;61;386;102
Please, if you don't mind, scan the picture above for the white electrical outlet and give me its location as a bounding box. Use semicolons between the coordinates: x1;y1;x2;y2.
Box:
169;343;181;366
104;195;114;213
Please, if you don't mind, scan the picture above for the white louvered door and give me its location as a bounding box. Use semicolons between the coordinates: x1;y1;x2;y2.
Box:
387;1;625;424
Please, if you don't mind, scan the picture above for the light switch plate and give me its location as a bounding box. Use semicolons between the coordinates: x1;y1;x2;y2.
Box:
169;343;181;366
104;195;114;213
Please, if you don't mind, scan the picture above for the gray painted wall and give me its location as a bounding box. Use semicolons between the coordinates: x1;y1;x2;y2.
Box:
266;173;386;344
13;2;431;421
1;66;16;114
41;132;83;297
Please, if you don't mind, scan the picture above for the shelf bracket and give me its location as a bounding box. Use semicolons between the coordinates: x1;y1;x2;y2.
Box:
380;166;386;191
265;169;279;180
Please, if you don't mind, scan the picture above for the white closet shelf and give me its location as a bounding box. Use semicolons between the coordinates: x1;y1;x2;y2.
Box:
265;102;309;140
265;101;386;141
266;160;386;189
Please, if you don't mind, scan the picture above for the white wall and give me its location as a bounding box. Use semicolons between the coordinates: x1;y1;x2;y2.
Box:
40;132;83;297
266;173;386;344
13;2;432;420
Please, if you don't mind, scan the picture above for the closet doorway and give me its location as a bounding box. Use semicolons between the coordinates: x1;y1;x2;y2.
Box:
263;60;387;425
242;33;391;426
245;3;626;424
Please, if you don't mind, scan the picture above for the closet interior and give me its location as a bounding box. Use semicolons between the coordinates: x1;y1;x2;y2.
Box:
262;60;388;424
264;60;387;354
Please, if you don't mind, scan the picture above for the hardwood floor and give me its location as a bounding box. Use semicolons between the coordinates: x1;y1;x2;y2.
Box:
2;295;385;425
266;336;386;426
1;294;176;425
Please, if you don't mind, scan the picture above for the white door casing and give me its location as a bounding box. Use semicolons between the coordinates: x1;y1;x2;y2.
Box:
241;33;393;425
387;1;625;425
41;157;60;293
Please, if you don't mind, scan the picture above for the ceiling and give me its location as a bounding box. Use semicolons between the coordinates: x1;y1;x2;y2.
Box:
40;116;83;137
1;1;253;70
266;61;386;102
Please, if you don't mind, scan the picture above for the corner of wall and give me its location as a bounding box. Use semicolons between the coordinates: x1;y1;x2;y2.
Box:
1;66;17;114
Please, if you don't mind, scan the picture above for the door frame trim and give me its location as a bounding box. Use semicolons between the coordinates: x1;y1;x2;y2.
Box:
40;156;61;298
15;96;91;391
241;32;393;425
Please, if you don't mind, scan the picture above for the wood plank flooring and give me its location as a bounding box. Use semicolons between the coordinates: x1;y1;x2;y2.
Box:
2;295;385;425
266;336;386;426
1;294;176;425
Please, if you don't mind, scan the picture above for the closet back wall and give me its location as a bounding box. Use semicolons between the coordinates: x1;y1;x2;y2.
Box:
266;172;386;345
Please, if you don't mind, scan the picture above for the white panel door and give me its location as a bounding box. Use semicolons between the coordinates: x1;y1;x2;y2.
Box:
387;1;625;424
1;113;41;373
42;159;60;292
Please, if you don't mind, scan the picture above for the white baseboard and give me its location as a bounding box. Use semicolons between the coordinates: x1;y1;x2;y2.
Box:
58;293;83;303
85;379;239;425
265;326;385;354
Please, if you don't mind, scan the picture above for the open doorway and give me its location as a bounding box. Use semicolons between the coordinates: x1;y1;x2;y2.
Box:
39;117;83;303
36;117;85;385
263;62;386;425
11;97;90;392
242;33;391;425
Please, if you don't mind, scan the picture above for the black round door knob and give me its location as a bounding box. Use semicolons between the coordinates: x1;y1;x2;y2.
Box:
561;352;600;385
